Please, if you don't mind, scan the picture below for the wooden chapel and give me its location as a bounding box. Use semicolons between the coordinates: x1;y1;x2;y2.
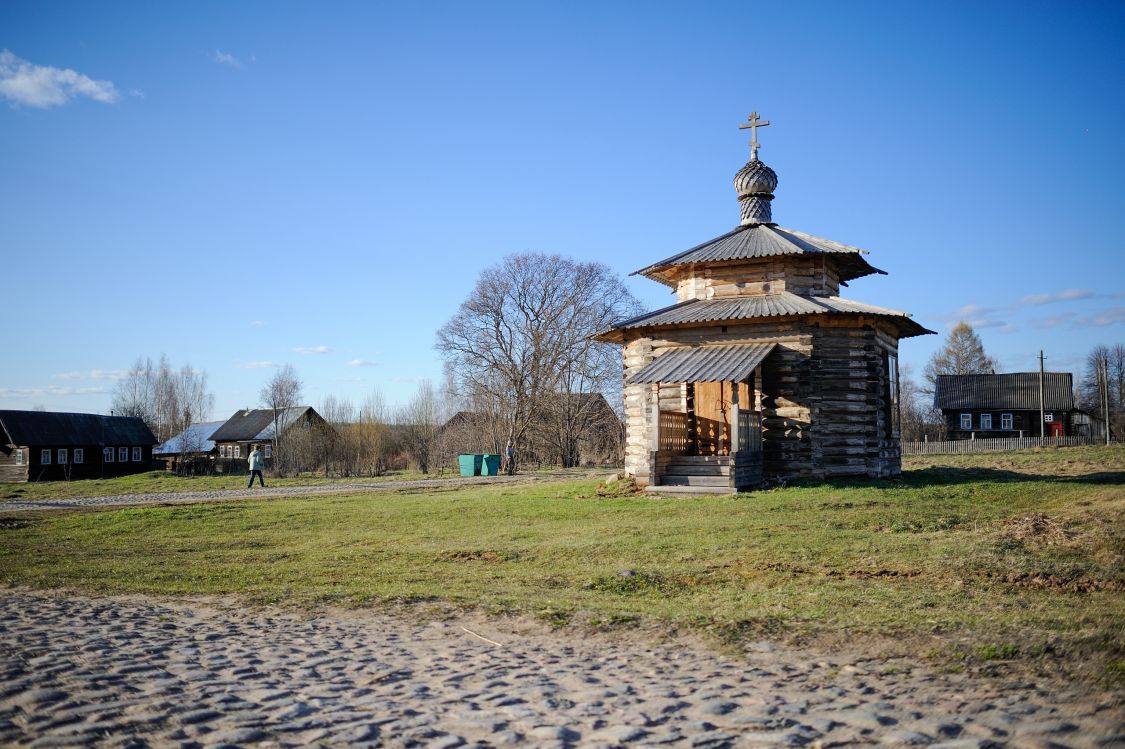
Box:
595;113;934;491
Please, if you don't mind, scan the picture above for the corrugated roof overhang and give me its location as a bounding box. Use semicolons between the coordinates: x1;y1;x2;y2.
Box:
628;343;776;385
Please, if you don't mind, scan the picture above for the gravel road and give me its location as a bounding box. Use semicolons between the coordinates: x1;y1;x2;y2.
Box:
1;590;1120;748
0;472;585;513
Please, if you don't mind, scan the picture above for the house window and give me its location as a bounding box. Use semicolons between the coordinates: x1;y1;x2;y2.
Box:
118;447;128;462
74;448;84;464
41;449;52;465
980;414;992;430
219;445;226;458
234;445;241;459
132;447;142;462
104;447;115;463
15;449;24;466
960;413;972;430
1001;413;1013;430
264;444;272;458
1044;413;1054;422
58;449;68;464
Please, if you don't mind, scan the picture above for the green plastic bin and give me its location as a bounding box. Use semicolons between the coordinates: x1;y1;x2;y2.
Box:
481;454;501;476
458;454;482;477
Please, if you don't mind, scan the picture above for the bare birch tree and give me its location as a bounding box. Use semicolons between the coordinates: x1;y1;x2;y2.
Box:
111;354;214;443
435;253;640;471
259;364;303;473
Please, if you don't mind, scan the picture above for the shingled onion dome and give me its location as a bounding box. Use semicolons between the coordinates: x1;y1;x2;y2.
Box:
734;158;777;225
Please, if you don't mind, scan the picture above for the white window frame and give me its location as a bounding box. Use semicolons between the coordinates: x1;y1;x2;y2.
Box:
118;447;128;463
104;447;115;463
1001;413;1013;430
1044;413;1054;422
41;449;52;465
960;413;972;430
74;448;84;464
980;414;992;430
264;443;272;458
15;448;24;466
132;447;142;462
58;448;68;464
234;445;241;459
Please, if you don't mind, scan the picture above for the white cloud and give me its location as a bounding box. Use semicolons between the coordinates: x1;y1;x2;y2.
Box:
294;345;332;355
54;369;129;381
0;385;110;398
213;50;244;69
250;320;266;327
1029;312;1075;330
347;358;378;367
0;49;119;108
1076;307;1125;327
241;361;276;370
1019;289;1094;306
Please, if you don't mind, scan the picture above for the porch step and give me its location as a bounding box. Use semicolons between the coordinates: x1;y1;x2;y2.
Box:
645;484;733;496
663;464;731;476
659;474;730;487
665;456;730;465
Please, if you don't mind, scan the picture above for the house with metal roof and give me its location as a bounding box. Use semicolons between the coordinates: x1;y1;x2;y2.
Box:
595;113;934;491
0;410;158;482
933;373;1078;439
153;420;225;471
208;406;328;471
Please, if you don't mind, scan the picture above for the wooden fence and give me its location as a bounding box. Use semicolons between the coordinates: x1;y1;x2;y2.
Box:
658;411;689;453
902;436;1105;455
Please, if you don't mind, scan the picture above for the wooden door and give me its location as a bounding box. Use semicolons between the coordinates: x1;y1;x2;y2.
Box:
1049;421;1064;437
692;381;751;455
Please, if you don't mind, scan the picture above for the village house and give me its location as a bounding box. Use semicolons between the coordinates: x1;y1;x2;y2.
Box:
0;410;158;483
933;372;1079;439
595;113;933;491
153;419;225;472
207;406;328;472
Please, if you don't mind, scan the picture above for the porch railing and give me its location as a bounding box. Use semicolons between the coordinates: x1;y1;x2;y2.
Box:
658;411;689;452
737;411;762;452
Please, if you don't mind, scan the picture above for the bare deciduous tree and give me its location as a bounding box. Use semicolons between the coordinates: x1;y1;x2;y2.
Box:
111;354;214;443
259;364;303;472
1080;343;1125;439
396;380;445;474
436;253;640;472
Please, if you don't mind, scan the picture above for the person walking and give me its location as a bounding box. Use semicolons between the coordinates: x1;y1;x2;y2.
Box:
505;439;515;475
247;444;266;488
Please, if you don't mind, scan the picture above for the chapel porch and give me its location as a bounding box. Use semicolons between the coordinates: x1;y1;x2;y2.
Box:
629;343;774;492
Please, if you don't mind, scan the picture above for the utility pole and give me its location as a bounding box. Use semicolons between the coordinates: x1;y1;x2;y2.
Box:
1104;357;1112;446
1038;350;1046;443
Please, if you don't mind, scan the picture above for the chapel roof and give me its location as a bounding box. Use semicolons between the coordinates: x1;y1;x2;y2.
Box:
632;223;886;288
594;292;935;342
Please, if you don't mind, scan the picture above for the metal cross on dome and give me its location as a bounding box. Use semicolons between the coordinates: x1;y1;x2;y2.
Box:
739;111;770;161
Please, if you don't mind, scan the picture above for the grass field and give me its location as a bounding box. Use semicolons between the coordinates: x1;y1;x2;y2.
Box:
2;445;1122;682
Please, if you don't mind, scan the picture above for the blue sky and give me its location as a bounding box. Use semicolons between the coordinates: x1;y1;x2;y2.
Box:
2;1;1123;417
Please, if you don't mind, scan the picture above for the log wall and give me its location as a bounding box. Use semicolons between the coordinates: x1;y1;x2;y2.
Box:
622;316;905;484
676;257;841;302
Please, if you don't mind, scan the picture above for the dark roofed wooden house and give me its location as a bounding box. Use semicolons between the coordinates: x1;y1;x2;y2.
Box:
208;406;328;471
0;410;157;482
595;113;934;491
933;372;1078;439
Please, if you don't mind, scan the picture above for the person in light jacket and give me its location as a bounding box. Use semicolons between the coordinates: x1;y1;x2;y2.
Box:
247;445;266;488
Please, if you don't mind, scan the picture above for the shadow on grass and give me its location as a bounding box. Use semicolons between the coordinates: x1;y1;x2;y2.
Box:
785;467;1125;492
